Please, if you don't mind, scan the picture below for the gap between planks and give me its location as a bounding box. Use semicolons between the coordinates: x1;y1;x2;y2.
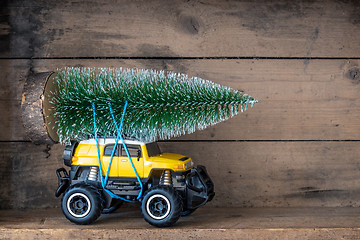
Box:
161;139;360;142
1;57;360;60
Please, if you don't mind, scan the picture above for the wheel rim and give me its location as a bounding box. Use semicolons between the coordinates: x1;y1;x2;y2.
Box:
67;192;91;218
146;194;171;220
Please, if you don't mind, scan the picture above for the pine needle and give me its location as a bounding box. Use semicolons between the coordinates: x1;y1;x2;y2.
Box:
49;67;257;143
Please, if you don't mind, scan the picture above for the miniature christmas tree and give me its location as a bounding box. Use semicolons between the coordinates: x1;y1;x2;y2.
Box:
49;67;257;143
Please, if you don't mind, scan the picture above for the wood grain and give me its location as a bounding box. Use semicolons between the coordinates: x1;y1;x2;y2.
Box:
0;0;359;210
21;71;56;144
159;141;360;208
0;143;64;209
1;141;359;208
1;0;359;58
1;59;360;141
0;60;30;141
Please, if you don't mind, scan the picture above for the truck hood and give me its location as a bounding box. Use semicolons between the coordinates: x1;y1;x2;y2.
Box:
149;153;189;162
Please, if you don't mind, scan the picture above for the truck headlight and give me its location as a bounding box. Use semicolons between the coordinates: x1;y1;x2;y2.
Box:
185;160;194;169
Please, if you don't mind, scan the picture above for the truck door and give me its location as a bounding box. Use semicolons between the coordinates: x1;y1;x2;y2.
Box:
102;144;119;177
118;144;144;178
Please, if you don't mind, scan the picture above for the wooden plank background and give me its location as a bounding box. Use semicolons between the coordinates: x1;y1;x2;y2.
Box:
0;0;360;209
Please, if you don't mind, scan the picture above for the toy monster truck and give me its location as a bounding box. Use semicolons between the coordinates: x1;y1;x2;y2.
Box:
56;138;214;227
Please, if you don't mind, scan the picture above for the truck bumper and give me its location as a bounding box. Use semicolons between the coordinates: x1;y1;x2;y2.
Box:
185;165;215;209
55;168;70;197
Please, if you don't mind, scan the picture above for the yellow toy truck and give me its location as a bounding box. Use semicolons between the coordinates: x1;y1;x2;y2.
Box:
56;138;214;227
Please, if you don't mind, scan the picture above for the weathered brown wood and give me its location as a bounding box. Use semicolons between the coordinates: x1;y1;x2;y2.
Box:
1;59;360;141
2;207;360;230
1;0;359;212
21;71;56;144
2;226;360;240
159;141;360;208
1;141;359;209
1;0;359;58
0;60;30;141
0;143;64;209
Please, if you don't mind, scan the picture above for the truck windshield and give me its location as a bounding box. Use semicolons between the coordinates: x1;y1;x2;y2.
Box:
146;142;162;157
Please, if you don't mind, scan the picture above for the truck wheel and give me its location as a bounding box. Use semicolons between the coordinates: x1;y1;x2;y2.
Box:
141;187;182;227
61;184;103;225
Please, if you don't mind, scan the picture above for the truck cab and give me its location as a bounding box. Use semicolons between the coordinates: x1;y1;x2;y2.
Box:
69;138;194;179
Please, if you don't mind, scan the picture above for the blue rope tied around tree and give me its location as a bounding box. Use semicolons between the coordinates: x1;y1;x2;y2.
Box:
92;101;143;203
108;102;143;200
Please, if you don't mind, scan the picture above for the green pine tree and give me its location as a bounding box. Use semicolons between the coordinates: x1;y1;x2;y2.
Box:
49;67;257;143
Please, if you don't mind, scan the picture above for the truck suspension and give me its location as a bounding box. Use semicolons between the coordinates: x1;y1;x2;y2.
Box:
88;166;99;181
160;170;172;186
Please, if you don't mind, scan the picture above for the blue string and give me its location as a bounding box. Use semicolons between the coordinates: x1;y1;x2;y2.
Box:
92;102;139;203
108;102;144;199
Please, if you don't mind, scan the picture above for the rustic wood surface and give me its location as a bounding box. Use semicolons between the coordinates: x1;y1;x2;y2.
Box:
1;0;360;58
21;71;55;144
1;141;359;209
1;59;360;141
0;0;359;209
1;208;360;240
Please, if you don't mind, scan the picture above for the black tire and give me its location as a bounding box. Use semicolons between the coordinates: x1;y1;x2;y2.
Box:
61;183;103;225
141;186;182;227
181;208;197;217
102;199;123;214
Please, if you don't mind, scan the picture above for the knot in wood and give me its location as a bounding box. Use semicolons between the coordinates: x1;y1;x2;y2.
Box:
347;67;360;83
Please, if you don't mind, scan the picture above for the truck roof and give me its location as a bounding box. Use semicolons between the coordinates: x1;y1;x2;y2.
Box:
79;138;147;146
